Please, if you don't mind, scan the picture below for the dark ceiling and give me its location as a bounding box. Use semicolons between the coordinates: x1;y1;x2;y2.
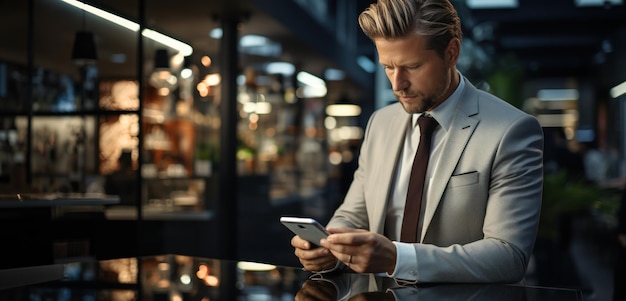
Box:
456;0;626;86
265;0;626;93
2;0;626;99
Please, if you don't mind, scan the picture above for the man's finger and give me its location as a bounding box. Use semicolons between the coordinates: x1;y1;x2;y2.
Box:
326;231;369;245
326;226;365;234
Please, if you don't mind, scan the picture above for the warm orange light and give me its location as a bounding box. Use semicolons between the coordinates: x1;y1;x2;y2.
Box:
204;73;221;86
204;275;219;286
196;264;209;279
197;82;210;97
201;55;212;67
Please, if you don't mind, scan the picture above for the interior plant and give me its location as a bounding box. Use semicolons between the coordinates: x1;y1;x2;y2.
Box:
539;171;620;242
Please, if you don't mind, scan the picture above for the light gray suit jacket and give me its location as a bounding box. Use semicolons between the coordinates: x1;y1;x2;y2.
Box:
327;79;544;283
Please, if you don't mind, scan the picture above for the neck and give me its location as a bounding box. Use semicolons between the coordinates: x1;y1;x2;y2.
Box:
428;69;460;112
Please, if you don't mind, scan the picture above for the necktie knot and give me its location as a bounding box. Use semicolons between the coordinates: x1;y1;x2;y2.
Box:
418;115;438;136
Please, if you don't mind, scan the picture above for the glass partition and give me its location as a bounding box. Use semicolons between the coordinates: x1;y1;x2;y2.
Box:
0;1;28;190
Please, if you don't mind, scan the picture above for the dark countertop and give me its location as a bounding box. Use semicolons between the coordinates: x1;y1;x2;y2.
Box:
0;254;583;301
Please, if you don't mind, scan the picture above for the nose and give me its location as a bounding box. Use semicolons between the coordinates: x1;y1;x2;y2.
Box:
390;70;409;91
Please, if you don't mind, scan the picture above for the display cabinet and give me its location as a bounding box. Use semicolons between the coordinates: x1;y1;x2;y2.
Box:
0;0;368;268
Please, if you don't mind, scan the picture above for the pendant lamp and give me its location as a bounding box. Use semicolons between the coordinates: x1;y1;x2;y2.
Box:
149;49;177;95
154;49;170;70
71;30;98;65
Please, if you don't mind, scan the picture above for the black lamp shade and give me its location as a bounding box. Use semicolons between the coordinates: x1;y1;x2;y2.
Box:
71;31;98;65
154;49;170;70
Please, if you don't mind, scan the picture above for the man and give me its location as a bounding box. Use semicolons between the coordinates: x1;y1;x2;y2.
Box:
290;0;543;283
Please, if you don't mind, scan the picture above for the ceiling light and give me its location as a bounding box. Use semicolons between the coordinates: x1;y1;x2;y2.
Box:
326;104;361;117
60;0;192;56
143;29;193;56
610;81;626;98
326;95;361;117
575;0;622;6
297;71;325;88
537;89;579;101
265;62;295;76
61;0;138;31
296;71;328;98
240;35;269;47
239;35;281;57
466;0;518;9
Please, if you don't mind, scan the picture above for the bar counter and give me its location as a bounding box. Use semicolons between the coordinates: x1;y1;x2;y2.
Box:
0;254;583;300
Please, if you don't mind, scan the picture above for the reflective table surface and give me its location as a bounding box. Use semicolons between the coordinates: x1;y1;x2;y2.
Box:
0;254;583;300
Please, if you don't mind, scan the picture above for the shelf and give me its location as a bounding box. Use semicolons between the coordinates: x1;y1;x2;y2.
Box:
104;206;215;221
0;193;120;208
0;110;140;117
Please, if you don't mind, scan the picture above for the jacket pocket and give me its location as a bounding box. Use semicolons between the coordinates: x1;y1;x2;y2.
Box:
448;171;478;188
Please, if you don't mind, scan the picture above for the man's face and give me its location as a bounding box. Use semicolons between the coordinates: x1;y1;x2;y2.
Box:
374;34;458;114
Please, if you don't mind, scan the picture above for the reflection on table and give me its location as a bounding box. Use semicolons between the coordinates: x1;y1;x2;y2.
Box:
297;272;584;301
0;254;583;301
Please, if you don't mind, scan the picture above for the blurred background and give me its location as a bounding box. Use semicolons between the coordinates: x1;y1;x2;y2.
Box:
0;0;625;300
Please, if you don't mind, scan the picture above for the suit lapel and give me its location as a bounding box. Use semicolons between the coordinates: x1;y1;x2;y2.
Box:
420;82;480;241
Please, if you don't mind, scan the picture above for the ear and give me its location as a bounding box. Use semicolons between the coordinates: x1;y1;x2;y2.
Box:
445;38;461;67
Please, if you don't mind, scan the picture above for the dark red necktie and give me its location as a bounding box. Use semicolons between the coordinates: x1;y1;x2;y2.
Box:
400;115;438;243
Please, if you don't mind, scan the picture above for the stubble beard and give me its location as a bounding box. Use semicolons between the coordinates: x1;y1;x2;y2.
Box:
397;72;451;114
397;93;437;114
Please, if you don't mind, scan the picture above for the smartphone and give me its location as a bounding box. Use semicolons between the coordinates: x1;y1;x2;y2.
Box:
280;216;329;247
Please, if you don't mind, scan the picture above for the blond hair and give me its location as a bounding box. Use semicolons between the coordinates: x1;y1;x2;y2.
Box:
358;0;462;57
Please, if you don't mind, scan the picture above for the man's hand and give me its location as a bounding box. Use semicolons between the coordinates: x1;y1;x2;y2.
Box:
295;279;338;301
291;235;338;272
320;227;397;274
619;234;626;248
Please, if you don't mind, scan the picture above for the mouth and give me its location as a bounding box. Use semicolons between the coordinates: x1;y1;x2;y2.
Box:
396;94;418;102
